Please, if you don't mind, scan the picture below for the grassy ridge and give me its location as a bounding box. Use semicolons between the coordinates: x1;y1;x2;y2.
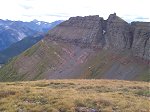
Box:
0;40;149;81
0;41;63;81
0;79;149;112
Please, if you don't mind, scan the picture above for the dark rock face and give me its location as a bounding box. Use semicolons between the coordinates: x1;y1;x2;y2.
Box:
47;15;105;47
104;15;150;60
47;14;150;60
104;13;132;50
131;22;150;60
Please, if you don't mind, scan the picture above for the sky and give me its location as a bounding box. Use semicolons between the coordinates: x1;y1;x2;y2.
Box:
0;0;149;22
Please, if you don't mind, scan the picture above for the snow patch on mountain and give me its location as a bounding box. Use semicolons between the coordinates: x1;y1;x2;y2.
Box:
18;32;26;40
36;22;41;25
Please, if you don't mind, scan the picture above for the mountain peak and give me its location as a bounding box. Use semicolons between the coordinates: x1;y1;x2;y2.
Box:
107;13;127;23
48;15;104;47
31;19;39;23
0;14;149;81
69;15;100;21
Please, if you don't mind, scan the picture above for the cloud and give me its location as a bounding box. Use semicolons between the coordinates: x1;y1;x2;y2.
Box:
23;0;36;1
19;4;33;9
23;13;70;18
46;14;70;18
0;0;150;22
135;17;149;20
22;15;36;17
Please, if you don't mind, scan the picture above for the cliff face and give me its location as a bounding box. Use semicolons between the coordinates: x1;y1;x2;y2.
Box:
0;14;149;81
104;14;150;60
104;13;132;50
48;14;150;60
47;15;105;47
131;22;150;60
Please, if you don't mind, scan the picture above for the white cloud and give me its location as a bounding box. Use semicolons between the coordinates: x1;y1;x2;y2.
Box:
0;0;149;22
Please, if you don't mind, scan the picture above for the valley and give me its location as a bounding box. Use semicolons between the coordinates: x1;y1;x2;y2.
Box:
0;20;63;64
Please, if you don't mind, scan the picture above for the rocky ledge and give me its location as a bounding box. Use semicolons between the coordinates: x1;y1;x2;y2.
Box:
47;13;150;60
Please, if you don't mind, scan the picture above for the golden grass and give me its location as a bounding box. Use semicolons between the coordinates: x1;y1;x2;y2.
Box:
0;79;149;112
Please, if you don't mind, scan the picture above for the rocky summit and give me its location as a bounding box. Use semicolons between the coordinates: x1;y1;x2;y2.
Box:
47;15;105;47
0;13;149;81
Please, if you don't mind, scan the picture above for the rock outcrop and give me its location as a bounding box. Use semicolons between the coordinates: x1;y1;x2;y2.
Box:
131;22;150;60
47;15;105;47
47;13;150;60
104;13;132;50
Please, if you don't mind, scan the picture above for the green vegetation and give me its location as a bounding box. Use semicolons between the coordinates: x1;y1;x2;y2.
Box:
0;35;43;64
135;90;150;97
0;57;18;81
0;41;64;81
136;69;150;82
23;43;41;57
0;41;149;82
0;79;149;112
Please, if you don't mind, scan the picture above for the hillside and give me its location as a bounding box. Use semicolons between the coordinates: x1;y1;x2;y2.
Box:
0;79;149;112
0;19;63;51
0;35;44;64
0;14;149;81
0;20;63;64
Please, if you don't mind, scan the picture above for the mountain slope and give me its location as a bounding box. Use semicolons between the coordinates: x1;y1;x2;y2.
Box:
0;19;63;51
0;14;149;81
0;35;44;64
0;20;63;63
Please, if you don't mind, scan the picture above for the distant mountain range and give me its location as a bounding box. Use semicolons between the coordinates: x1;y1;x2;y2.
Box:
0;19;63;51
0;35;44;64
0;13;149;82
0;19;63;63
